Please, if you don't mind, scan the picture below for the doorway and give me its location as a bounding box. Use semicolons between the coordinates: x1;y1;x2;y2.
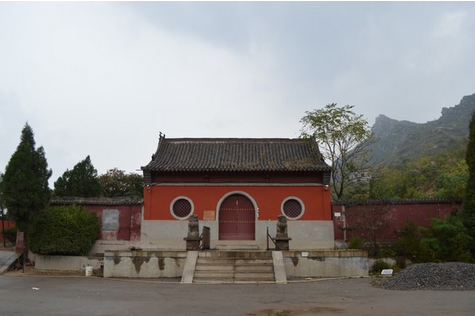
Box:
218;193;256;240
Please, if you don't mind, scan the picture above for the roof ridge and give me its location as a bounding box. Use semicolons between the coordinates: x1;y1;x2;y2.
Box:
162;138;308;141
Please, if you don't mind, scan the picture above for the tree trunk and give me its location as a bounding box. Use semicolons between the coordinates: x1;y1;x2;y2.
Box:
1;209;5;248
22;227;28;273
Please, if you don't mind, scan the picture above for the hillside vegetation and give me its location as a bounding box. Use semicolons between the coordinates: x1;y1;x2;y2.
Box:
366;148;468;199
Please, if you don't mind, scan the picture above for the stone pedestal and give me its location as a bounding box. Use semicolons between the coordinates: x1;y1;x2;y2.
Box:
184;237;201;250
275;215;291;250
275;237;292;250
184;214;201;250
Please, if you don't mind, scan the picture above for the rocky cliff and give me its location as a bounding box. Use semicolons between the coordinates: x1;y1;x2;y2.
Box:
370;93;475;166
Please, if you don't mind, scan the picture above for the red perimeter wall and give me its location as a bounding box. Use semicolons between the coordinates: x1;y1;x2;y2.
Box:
84;204;142;241
50;199;142;242
332;200;462;242
0;220;15;241
144;185;332;221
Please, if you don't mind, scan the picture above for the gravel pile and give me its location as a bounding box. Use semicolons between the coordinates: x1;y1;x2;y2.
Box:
376;262;475;291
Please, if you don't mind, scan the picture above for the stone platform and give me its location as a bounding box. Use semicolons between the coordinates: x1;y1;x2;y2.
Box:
103;249;368;281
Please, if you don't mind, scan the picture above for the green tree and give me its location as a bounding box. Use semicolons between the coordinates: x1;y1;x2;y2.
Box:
461;111;475;248
394;217;473;263
434;158;468;198
0;123;52;267
54;155;101;197
421;216;473;262
98;168;143;198
393;220;432;263
301;103;374;201
0;173;7;246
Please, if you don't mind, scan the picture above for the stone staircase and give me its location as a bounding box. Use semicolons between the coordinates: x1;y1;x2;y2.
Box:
182;250;286;284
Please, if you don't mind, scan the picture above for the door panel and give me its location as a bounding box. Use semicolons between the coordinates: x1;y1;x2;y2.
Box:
219;194;255;240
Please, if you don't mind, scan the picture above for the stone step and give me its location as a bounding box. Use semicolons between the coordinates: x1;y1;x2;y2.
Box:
235;265;273;272
194;271;275;282
193;279;235;284
196;258;235;265
234;272;275;281
195;264;234;272
193;270;235;280
191;251;283;283
215;244;260;250
235;259;273;265
197;251;273;259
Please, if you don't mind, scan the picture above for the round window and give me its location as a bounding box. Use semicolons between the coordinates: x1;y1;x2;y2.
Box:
281;197;304;219
170;197;193;219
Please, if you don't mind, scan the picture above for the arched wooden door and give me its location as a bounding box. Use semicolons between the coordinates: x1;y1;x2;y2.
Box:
219;194;255;240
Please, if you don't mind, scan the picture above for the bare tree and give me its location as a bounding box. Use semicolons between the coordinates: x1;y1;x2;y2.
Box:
343;202;393;256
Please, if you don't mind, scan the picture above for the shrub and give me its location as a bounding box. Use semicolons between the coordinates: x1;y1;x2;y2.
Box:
28;205;100;256
393;219;432;263
395;256;407;269
377;242;396;258
348;235;364;249
391;263;402;274
371;259;391;274
2;227;18;244
421;216;473;262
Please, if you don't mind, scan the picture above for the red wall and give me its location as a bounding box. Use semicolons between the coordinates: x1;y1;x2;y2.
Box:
144;185;332;221
0;220;15;241
82;204;142;241
333;201;461;242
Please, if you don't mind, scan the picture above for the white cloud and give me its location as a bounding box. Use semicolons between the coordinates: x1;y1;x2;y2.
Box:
0;2;292;183
432;11;468;39
2;2;475;185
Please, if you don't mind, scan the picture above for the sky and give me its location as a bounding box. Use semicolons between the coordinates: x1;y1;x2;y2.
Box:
1;1;475;186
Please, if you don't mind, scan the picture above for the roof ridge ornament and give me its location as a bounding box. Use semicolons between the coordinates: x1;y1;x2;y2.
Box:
151;132;166;161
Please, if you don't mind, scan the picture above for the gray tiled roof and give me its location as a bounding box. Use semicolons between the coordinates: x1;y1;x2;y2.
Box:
332;198;463;206
142;138;330;172
51;196;142;205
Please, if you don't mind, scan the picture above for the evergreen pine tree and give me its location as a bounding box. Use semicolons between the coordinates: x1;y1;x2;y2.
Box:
0;123;52;230
53;155;101;197
461;111;475;250
0;123;51;269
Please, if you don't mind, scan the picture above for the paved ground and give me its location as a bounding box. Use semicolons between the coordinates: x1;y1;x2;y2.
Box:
0;250;18;274
0;274;473;316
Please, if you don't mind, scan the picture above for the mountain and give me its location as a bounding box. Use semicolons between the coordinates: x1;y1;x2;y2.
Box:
370;93;475;166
